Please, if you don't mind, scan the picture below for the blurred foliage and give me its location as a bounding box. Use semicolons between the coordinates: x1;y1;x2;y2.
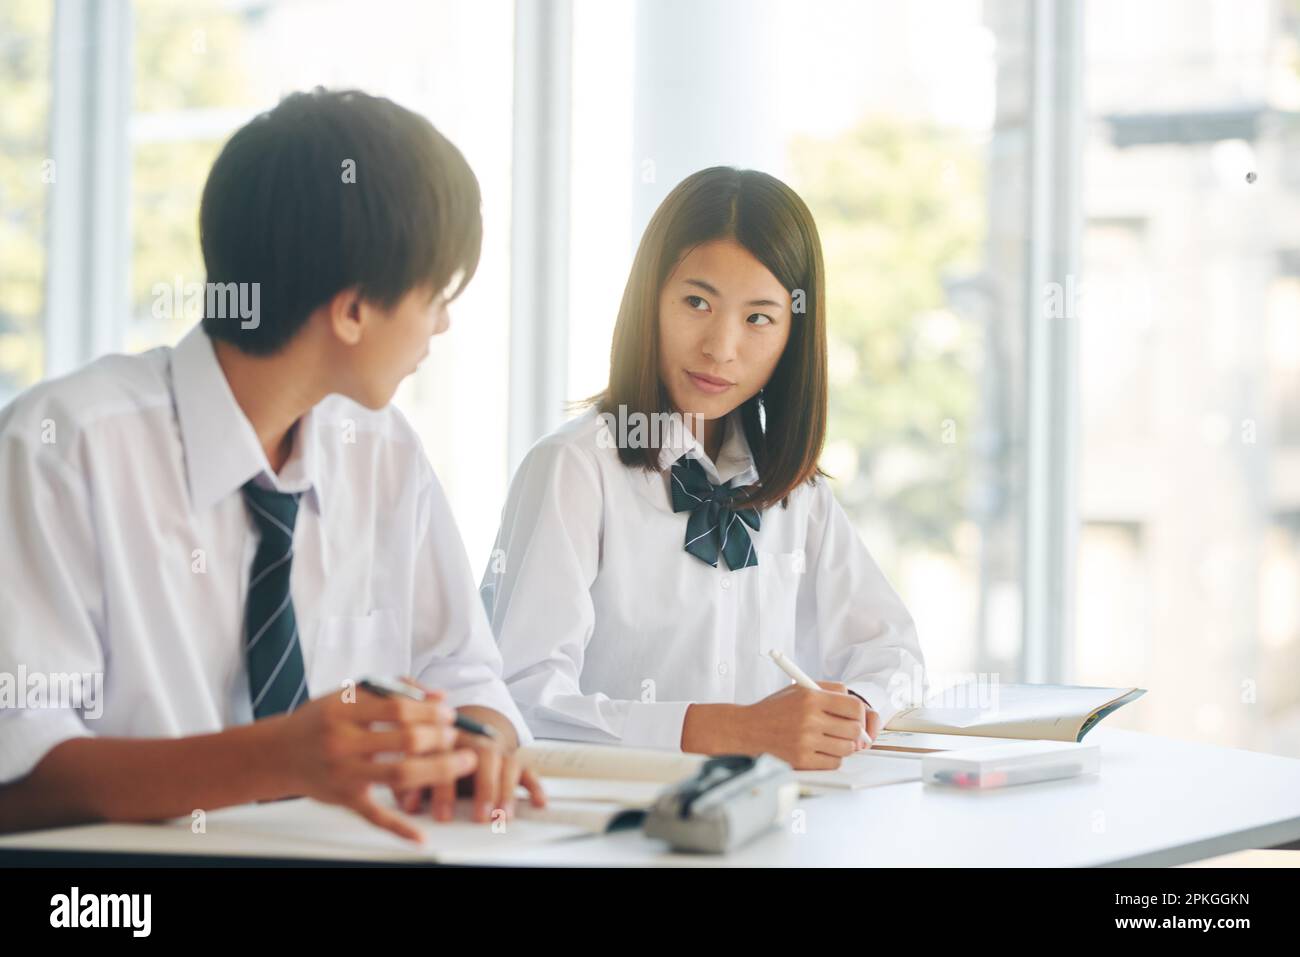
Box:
789;119;985;553
0;0;52;397
130;0;250;349
0;0;253;391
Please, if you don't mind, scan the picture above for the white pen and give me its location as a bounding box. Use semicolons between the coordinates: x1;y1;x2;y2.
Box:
767;648;873;747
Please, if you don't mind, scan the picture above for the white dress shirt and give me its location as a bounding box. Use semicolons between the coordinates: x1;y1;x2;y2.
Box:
480;406;925;751
0;324;527;785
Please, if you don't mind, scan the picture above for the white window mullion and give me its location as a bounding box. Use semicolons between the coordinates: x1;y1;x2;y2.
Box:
1022;0;1083;684
44;0;133;375
508;0;573;473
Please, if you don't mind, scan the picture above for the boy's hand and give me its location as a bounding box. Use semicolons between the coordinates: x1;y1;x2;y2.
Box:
276;685;476;842
399;729;548;825
390;688;546;825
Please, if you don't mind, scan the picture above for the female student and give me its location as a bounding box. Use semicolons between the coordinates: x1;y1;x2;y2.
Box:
481;167;925;770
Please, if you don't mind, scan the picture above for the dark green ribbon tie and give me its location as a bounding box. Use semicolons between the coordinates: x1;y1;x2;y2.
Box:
670;454;761;570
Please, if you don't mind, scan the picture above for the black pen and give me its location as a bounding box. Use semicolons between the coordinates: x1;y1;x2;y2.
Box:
359;677;499;740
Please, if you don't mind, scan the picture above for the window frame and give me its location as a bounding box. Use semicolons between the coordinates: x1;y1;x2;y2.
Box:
41;0;1082;684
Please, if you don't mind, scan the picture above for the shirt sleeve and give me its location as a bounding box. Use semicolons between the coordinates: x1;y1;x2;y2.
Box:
798;480;926;731
408;463;531;745
0;425;102;784
481;437;690;750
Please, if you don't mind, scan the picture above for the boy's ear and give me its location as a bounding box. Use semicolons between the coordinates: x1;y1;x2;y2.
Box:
327;286;365;346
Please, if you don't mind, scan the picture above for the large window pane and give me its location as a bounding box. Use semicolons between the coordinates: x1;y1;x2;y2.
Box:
1079;0;1300;753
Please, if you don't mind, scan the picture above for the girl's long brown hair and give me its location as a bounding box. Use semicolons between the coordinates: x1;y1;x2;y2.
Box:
581;166;828;510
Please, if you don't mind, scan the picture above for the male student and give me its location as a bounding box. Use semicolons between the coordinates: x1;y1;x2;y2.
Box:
0;88;542;842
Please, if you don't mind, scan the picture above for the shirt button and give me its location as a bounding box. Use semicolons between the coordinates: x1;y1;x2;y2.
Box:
720;577;732;590
717;661;729;676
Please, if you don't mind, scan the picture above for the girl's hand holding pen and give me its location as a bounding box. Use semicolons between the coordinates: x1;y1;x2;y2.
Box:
817;681;882;749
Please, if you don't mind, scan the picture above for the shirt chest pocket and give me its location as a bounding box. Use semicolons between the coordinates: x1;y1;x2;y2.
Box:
307;608;407;697
746;548;805;661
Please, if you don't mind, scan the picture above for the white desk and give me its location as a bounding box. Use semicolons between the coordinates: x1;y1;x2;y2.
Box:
2;729;1298;867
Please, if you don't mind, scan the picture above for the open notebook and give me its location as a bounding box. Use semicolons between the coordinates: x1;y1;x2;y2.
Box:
515;741;699;831
872;683;1147;750
516;740;921;806
518;684;1145;795
153;793;591;862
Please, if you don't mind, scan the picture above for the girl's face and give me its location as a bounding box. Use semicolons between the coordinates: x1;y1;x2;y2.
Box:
656;238;793;422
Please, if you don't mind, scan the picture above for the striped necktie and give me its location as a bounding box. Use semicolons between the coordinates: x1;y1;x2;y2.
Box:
242;480;309;720
669;454;762;570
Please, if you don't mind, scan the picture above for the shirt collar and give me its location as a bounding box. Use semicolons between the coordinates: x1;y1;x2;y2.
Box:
170;324;325;514
655;408;759;487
